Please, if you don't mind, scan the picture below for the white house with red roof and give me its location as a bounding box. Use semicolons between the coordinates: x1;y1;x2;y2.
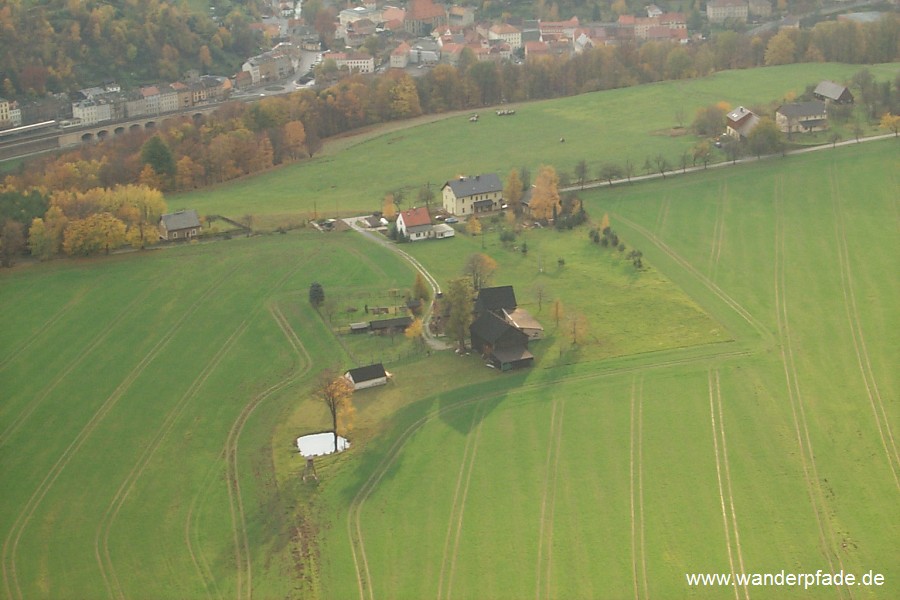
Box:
396;207;433;241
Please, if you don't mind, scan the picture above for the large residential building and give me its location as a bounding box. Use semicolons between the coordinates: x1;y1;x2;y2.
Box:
707;0;748;24
442;174;503;215
776;101;828;134
324;52;376;73
489;24;523;49
0;98;11;127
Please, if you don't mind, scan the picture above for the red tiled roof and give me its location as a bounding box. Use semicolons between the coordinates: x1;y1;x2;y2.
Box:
399;207;431;228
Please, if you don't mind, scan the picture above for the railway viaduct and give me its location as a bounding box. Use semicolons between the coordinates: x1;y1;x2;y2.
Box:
57;105;220;149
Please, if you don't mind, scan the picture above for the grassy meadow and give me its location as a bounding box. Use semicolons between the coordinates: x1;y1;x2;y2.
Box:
176;62;899;223
1;65;898;600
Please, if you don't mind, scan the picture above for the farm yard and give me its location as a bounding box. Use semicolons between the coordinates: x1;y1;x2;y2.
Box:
1;63;898;599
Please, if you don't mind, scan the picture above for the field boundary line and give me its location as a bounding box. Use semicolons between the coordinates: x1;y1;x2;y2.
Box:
443;403;488;600
629;378;640;600
95;317;254;600
708;370;741;600
0;285;154;447
829;168;900;491
2;273;230;600
714;370;749;600
436;402;486;600
0;288;86;371
613;212;768;340
774;188;848;596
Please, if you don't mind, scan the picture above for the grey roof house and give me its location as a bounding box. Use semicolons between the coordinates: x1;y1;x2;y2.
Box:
776;101;828;134
159;210;201;241
441;173;503;215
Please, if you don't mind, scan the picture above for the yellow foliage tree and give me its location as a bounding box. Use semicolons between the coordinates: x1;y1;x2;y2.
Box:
881;113;900;136
504;169;523;215
63;212;127;256
405;318;424;347
466;216;482;236
551;298;565;328
317;371;356;452
529;165;560;221
383;193;397;220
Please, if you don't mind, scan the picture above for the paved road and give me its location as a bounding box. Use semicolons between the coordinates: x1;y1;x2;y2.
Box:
342;217;453;351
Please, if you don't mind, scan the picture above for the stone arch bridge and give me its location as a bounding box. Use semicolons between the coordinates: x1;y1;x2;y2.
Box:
58;105;220;149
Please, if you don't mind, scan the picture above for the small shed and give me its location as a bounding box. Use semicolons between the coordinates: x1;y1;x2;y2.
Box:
344;363;388;390
432;223;455;239
159;210;201;241
349;322;370;334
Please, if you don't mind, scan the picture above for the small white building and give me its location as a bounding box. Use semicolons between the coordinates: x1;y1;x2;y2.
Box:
344;363;389;390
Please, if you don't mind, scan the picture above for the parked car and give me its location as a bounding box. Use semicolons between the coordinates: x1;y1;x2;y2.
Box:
445;217;459;224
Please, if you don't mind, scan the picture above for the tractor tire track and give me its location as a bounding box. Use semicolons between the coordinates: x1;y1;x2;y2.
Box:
629;375;649;600
436;401;487;600
713;370;749;600
185;462;226;600
346;344;751;600
613;213;768;339
708;370;742;600
223;298;313;600
0;286;154;448
708;185;727;282
443;404;488;600
774;188;848;595
95;317;253;600
655;196;670;236
2;274;230;600
829;168;900;491
0;288;86;371
535;397;565;600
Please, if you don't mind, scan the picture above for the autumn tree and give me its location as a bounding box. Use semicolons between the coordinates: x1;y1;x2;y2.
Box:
445;277;474;352
405;317;425;348
62;212;127;256
382;193;397;220
282;121;308;160
567;312;590;345
466;216;482;237
464;252;497;290
0;220;25;267
504;169;524;216
530;165;560;221
412;271;431;303
693;103;729;137
27;206;67;260
550;298;565;328
748;118;784;158
417;185;434;211
881;113;900;136
316;370;355;452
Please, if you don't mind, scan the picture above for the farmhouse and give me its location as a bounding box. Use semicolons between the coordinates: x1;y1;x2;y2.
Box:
725;106;760;140
470;311;534;371
396;207;433;241
776;101;828;134
159;210;201;241
475;285;544;341
814;81;854;104
344;363;389;390
442;174;503;216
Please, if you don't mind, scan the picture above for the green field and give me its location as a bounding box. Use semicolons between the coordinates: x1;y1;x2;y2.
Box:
1;69;898;600
175;62;899;223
